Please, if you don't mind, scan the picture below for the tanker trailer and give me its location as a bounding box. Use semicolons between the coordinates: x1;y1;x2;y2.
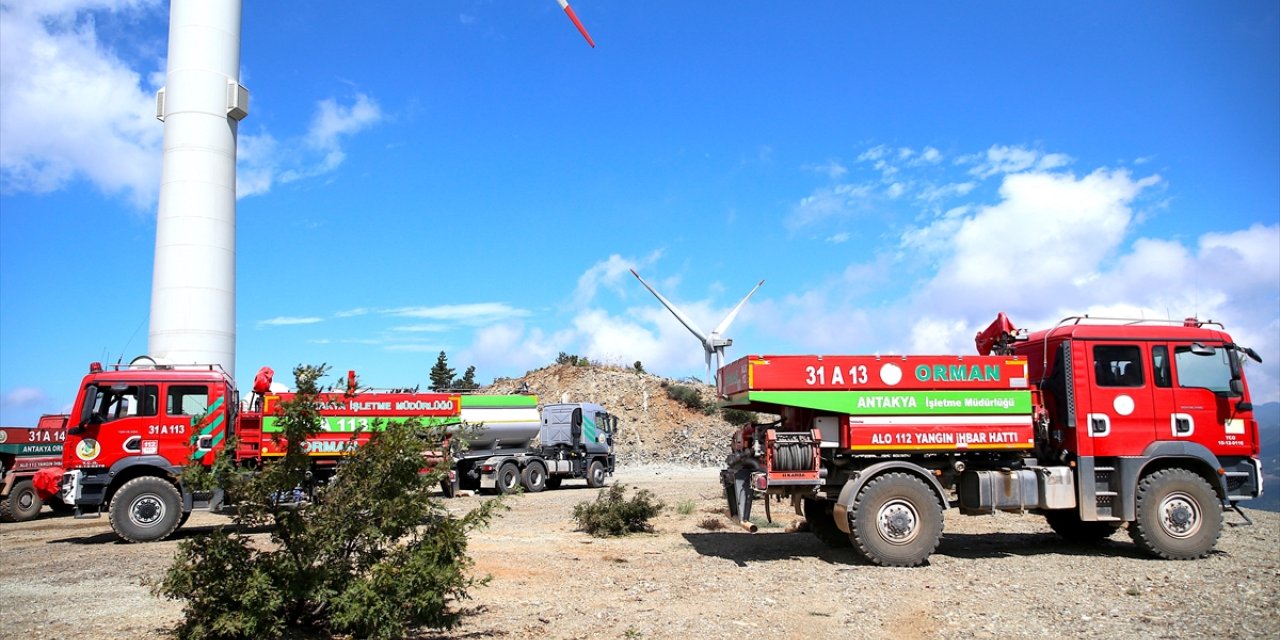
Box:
451;395;618;495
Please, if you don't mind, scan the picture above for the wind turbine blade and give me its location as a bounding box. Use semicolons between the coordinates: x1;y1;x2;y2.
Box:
631;270;709;343
556;0;596;48
713;279;765;336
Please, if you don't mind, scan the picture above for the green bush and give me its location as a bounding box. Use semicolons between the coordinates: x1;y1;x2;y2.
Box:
720;408;757;426
664;384;705;412
572;483;665;537
154;365;503;640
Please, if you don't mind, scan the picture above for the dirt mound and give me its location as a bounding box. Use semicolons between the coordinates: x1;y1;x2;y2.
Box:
488;364;734;466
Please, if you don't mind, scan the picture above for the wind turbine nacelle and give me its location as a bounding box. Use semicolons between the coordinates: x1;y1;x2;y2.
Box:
710;338;733;349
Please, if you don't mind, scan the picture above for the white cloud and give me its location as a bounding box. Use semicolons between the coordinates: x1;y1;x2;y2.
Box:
574;251;662;305
918;168;1161;315
908;317;969;354
0;3;384;205
3;386;51;409
858;145;889;162
917;181;977;202
967;145;1074;179
0;1;164;207
826;232;850;244
307;94;382;152
460;322;568;379
390;324;450;333
806;160;847;180
258;316;325;327
786;183;874;230
334;307;373;318
385;303;530;325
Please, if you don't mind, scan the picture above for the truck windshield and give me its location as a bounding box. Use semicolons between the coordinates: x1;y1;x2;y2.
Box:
1174;346;1233;395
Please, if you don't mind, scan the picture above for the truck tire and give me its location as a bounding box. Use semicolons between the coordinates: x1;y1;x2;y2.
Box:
586;460;606;488
441;477;458;498
496;463;521;495
521;462;548;493
108;476;183;543
0;478;43;522
803;497;851;548
848;472;943;567
545;477;563;490
1044;510;1120;544
1129;468;1222;560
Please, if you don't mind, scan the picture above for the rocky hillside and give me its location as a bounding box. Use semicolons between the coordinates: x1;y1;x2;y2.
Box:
488;364;736;466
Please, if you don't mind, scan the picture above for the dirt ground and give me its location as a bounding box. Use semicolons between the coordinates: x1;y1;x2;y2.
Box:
1;466;1277;639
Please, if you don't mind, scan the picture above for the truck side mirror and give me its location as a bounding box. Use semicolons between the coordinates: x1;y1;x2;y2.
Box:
1189;343;1216;356
74;386;98;432
571;408;583;441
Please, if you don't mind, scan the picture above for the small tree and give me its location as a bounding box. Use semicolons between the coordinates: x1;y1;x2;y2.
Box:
633;361;645;373
665;384;705;412
429;351;455;391
155;365;503;640
455;365;479;390
572;483;665;537
721;408;757;426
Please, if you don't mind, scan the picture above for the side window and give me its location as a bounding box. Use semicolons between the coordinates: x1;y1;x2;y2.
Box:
167;385;210;417
90;384;159;421
1094;345;1144;387
1173;346;1232;394
1151;346;1172;388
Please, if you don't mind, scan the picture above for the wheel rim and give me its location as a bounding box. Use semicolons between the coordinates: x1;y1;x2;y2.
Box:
131;494;166;527
1157;491;1202;539
875;498;920;545
502;469;517;489
532;469;544;484
18;491;35;510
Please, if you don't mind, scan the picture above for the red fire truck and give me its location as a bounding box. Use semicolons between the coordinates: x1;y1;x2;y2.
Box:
1;414;70;522
56;362;460;542
719;314;1264;566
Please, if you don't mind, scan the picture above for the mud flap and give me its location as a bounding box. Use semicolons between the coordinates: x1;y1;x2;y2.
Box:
722;469;754;525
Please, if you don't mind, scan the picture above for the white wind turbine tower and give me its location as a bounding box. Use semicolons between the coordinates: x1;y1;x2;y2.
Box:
631;270;764;384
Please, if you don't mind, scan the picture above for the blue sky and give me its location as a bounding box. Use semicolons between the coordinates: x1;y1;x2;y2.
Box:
2;1;1278;425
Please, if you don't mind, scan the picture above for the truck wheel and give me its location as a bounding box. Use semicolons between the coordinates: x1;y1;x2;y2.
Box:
109;477;183;543
1130;468;1222;560
803;497;851;548
848;472;943;567
521;462;548;493
0;479;44;523
496;463;521;495
441;477;458;498
586;460;606;488
1044;510;1120;544
545;477;563;490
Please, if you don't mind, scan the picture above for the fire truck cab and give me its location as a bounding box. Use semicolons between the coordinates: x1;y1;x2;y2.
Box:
59;363;236;542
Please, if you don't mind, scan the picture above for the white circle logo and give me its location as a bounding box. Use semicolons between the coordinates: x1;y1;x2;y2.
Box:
880;363;903;386
76;439;101;461
0;430;7;444
1113;395;1135;417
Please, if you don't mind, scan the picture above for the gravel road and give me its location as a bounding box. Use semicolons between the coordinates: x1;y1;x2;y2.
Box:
1;465;1276;639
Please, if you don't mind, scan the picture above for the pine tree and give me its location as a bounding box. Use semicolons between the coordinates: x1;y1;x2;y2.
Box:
429;351;455;391
456;365;478;390
155;365;503;639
